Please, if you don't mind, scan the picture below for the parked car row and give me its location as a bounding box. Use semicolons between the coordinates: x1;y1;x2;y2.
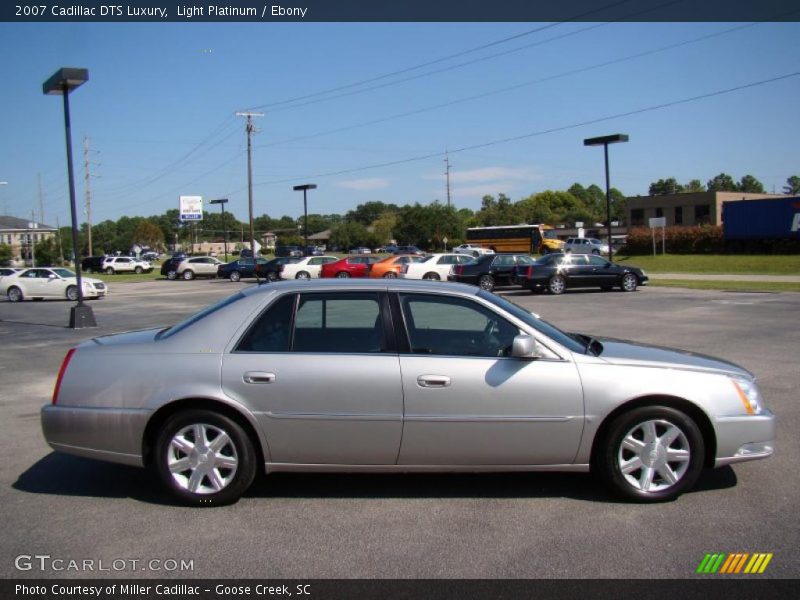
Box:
82;255;153;275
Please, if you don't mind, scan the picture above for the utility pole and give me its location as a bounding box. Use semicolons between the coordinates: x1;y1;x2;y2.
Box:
235;111;263;254
56;216;64;265
83;136;98;256
30;210;37;268
37;173;46;225
444;151;452;208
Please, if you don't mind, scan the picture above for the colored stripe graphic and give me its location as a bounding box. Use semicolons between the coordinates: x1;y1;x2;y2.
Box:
697;552;773;574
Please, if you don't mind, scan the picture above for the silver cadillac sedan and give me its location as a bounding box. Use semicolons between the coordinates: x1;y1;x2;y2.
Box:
42;279;775;505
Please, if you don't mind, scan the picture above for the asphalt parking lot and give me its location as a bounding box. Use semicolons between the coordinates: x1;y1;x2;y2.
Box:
1;279;798;579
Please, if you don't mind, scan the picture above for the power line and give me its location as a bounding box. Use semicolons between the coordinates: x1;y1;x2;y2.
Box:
242;71;800;190
243;0;635;112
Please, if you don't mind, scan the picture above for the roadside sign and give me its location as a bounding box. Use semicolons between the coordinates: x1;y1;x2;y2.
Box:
179;196;203;221
649;216;666;255
649;217;666;228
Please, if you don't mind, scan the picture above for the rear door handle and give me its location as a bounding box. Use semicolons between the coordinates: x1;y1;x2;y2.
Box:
243;371;276;384
417;375;451;388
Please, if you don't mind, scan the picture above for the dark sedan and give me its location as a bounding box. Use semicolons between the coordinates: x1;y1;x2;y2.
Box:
513;253;648;294
217;257;270;282
448;253;535;292
254;257;301;282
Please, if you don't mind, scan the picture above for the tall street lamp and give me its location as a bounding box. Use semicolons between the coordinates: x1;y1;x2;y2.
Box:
292;184;316;254
43;67;96;328
209;198;229;262
583;133;629;263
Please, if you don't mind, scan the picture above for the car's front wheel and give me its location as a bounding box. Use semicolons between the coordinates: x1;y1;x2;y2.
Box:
154;410;257;506
183;270;195;281
7;286;23;302
106;267;114;275
383;271;397;278
621;273;638;292
594;406;704;502
134;266;143;274
65;285;78;302
229;271;241;282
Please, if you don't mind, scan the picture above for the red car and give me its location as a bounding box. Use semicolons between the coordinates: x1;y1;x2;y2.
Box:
319;256;381;278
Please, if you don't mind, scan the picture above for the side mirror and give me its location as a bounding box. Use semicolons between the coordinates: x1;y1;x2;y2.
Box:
511;334;540;359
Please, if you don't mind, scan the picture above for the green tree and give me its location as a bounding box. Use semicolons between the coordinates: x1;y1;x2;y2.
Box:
738;174;765;193
684;179;705;193
329;221;371;250
648;178;683;195
706;173;738;192
33;238;59;266
393;201;461;249
783;175;800;195
0;243;12;266
132;220;165;251
346;201;400;226
371;211;397;245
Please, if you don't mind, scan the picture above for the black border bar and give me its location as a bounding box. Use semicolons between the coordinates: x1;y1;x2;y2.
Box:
3;0;800;23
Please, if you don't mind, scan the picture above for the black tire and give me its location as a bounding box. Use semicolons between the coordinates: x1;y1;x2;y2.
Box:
592;249;600;255
154;409;257;506
266;271;278;282
621;273;638;292
167;270;177;281
336;272;350;278
182;270;195;281
422;272;440;281
229;271;241;282
134;266;143;274
295;271;310;280
478;274;495;292
7;286;23;303
548;274;566;295
65;285;78;302
383;271;398;278
106;267;114;275
593;405;704;503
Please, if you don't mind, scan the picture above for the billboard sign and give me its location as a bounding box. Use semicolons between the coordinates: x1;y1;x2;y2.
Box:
179;196;203;221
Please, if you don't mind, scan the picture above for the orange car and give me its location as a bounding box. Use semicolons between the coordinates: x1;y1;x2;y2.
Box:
369;254;426;278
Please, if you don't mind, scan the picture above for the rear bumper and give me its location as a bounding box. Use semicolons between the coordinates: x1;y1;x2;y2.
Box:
41;405;151;467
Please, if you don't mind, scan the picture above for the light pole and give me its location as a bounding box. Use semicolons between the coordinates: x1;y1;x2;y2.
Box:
43;67;96;328
293;184;316;254
0;182;7;216
583;133;629;263
209;198;229;262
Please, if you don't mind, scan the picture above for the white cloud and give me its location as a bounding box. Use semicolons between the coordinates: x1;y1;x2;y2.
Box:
425;166;542;184
334;178;391;191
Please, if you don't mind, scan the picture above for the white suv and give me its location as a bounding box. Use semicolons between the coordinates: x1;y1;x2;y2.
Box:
102;256;153;274
173;256;223;280
452;244;495;258
564;237;610;255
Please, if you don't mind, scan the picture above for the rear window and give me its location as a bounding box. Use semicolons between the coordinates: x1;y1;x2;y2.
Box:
158;292;247;339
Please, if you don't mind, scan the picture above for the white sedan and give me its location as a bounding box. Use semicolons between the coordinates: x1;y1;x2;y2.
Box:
452;244;495;257
280;256;339;280
399;253;475;281
0;268;108;302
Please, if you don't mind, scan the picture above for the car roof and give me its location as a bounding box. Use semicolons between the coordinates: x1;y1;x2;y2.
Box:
240;277;481;299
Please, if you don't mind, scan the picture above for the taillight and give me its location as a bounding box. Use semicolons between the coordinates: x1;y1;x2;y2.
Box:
52;348;76;405
455;266;464;275
526;265;533;277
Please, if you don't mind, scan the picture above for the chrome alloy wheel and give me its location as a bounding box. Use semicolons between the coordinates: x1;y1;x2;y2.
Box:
617;419;690;493
622;273;638;292
167;423;239;494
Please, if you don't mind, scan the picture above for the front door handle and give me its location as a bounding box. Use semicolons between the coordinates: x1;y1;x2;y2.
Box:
243;371;276;384
417;375;451;388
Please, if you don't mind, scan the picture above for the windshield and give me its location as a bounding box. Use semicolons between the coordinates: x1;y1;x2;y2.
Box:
52;268;76;278
543;229;559;240
477;290;587;354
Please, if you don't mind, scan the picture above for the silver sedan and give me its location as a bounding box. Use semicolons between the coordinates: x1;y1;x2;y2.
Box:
41;279;775;505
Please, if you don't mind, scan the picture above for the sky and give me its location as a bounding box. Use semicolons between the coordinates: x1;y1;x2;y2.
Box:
1;18;799;227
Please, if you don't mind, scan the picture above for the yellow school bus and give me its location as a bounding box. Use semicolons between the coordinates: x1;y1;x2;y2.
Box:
465;224;564;254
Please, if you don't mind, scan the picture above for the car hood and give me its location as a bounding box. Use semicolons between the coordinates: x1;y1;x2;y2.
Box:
593;336;752;379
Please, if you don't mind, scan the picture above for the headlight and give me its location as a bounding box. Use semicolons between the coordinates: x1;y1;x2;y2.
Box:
731;377;764;415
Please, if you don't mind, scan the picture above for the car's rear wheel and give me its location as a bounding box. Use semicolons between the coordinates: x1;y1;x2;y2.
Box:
594;406;704;502
478;274;495;291
7;287;23;302
423;272;440;281
65;285;78;302
266;271;278;282
295;271;310;280
154;410;257;506
135;266;143;274
621;273;638;292
383;271;397;278
336;272;350;278
167;270;177;281
229;271;241;282
183;270;195;281
106;267;114;275
548;275;566;295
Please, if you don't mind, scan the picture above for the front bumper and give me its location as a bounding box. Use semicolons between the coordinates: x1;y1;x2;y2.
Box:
41;404;151;467
713;410;776;467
